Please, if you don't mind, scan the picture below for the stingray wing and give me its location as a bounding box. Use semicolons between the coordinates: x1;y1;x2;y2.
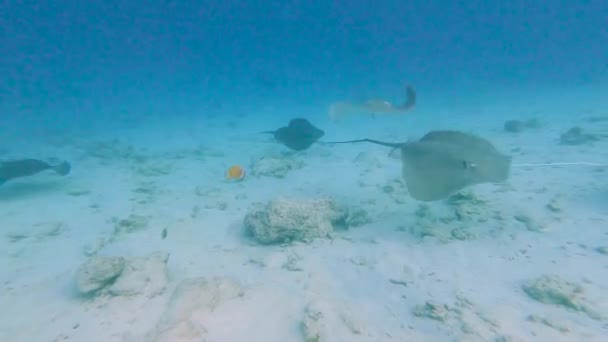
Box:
419;130;511;183
400;133;511;201
400;142;476;201
274;124;322;151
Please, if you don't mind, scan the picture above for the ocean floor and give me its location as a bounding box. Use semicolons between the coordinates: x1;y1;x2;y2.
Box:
1;85;608;341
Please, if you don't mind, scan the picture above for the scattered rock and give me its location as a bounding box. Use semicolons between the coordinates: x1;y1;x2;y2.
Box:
86;140;144;161
504;120;525;133
195;186;221;197
243;197;348;244
135;162;173;177
545;196;563;213
451;196;489;223
300;300;367;342
113;214;149;235
525;118;541;129
559;127;599;145
33;222;67;241
381;178;409;204
353;151;388;172
66;189;91;196
7;222;68;244
6;232;28;243
344;207;372;227
387;264;416;287
412;295;501;340
447;192;486;207
75;255;126;295
408;192;498;242
301;304;326;342
108;251;169;298
595;246;608;255
250;156;304;178
147;277;244;341
522;275;603;320
204;201;228;211
412;301;449;322
494;335;527;342
504;119;541;133
408;205;454;242
527;314;570;333
513;213;545;232
585;116;608;123
132;181;159;204
451;227;476;240
74;252;169;298
83;237;109;256
282;252;303;271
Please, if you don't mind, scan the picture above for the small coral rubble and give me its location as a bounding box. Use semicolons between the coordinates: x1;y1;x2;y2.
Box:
74;251;169;299
243;197;349;244
250;155;304;178
522;275;604;321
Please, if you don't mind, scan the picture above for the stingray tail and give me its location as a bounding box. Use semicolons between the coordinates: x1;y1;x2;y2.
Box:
324;139;405;148
52;161;71;176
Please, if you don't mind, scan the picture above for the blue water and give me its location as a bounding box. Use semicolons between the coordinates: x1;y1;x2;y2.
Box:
2;1;608;341
2;1;607;121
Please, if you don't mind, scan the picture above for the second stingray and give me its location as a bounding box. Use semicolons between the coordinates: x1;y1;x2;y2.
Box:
264;118;325;151
327;130;512;201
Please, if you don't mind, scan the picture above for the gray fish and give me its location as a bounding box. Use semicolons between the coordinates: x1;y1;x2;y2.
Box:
0;159;71;185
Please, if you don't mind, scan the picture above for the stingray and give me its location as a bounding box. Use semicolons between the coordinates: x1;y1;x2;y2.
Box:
263;118;325;151
0;159;71;185
329;84;417;121
326;130;512;201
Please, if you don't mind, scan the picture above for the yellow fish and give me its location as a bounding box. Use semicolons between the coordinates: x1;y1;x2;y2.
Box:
226;165;246;181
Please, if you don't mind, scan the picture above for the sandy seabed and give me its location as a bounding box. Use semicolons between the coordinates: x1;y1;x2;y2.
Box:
1;84;607;342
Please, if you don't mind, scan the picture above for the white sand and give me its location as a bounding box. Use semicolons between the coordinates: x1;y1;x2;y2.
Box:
1;84;607;341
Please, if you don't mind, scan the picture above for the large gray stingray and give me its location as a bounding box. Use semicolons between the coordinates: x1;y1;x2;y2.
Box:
327;130;512;201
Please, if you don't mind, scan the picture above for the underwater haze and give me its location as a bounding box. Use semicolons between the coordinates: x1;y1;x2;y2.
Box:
1;1;608;341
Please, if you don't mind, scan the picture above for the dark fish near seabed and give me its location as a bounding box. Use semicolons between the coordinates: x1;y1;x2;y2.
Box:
0;159;71;185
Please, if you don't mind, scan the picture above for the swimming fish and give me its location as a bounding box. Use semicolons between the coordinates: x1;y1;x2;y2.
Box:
329;84;417;121
226;165;246;181
0;159;71;185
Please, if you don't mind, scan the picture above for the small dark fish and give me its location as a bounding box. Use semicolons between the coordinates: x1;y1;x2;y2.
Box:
161;227;168;239
0;159;71;185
